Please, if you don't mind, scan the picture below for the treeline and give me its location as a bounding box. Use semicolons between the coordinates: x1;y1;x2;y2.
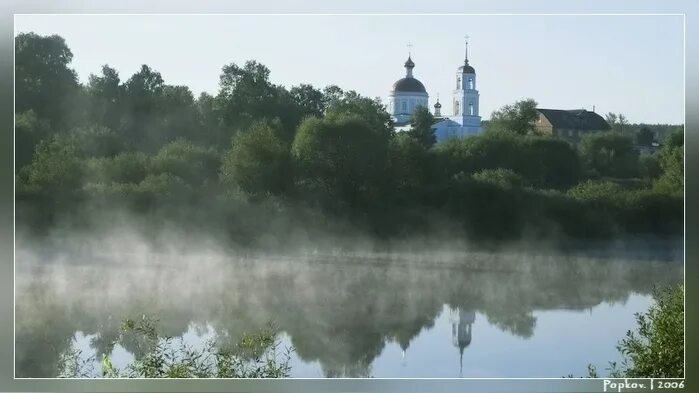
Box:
14;33;684;247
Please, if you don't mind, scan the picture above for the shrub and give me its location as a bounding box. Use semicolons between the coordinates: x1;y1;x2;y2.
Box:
57;317;292;378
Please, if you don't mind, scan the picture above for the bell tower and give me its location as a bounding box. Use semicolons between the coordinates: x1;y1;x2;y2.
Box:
450;35;482;135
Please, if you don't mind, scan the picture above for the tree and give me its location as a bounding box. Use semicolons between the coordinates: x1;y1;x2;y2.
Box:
120;65;165;148
15;33;80;129
487;98;539;135
290;84;326;118
605;112;628;134
324;90;394;139
292;115;390;206
579;132;639;178
407;106;436;149
86;65;124;132
157;85;200;144
472;168;525;189
387;133;430;194
215;61;278;133
15;110;51;170
149;139;220;186
636;127;654;147
195;92;223;145
16;134;84;202
521;137;581;189
654;129;683;194
221;119;292;196
599;285;684;378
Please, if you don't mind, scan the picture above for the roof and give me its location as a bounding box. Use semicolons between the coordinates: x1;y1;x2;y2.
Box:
536;109;611;131
404;56;415;68
458;60;475;74
392;77;427;93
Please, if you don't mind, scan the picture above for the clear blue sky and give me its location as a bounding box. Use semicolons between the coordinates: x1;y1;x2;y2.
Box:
15;14;684;124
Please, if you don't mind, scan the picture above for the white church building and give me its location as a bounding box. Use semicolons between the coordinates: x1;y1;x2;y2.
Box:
389;39;482;142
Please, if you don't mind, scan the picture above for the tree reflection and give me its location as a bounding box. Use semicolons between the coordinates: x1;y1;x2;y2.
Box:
16;250;683;377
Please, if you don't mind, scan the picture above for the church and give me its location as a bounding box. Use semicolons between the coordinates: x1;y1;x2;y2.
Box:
388;39;482;142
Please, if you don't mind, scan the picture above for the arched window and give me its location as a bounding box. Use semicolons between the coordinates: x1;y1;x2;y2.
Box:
454;100;460;115
402;101;407;112
469;103;474;115
456;76;461;89
468;78;474;89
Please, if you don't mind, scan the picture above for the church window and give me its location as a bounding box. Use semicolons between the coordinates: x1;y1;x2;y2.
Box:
468;78;474;89
469;103;474;115
456;76;461;89
402;101;407;112
454;100;460;115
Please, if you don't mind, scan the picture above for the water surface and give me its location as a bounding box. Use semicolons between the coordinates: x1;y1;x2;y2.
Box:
15;247;683;378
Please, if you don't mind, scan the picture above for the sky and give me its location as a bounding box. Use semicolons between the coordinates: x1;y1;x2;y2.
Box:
15;14;684;124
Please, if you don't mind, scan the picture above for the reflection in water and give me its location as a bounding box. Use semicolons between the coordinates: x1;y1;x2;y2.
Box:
15;248;683;378
451;307;475;377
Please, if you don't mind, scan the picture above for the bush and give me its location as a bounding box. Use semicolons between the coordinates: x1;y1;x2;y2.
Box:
579;132;639;178
472;168;525;189
149;139;220;186
220;119;292;196
585;284;684;378
57;317;292;378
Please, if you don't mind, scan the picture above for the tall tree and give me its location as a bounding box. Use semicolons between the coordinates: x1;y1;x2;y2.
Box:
579;132;639;178
290;84;326;118
86;65;123;132
636;126;654;147
407;106;436;149
221;119;292;196
292;115;390;206
15;32;80;129
120;65;165;148
487;98;539;135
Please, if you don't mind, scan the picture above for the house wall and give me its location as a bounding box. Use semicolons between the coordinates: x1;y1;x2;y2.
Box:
534;113;554;136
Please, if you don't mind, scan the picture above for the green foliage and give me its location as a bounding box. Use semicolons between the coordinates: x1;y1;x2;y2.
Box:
221;119;292;196
149;139;220;186
85;152;150;184
17;134;83;198
86;65;123;132
15;32;80;129
407;106;436;148
290;84;326;118
636;126;654;147
615;284;684;378
638;154;662;180
15;110;51;170
605;112;629;134
583;284;684;378
568;180;624;202
387;133;430;194
472;168;525;189
579;132;639;178
435;132;579;189
57;317;292;378
487;98;538;135
324;89;394;139
292;115;390;206
14;32;684;244
653;129;683;195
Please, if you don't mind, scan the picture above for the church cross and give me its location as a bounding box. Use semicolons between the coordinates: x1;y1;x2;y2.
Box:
407;42;413;56
464;34;470;60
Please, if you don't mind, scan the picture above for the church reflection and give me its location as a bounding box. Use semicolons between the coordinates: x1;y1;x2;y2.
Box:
450;306;476;377
15;250;682;377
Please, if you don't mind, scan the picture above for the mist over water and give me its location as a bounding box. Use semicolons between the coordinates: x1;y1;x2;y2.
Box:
14;224;682;378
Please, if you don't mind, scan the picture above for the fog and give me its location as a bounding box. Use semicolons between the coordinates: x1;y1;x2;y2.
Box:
15;213;683;377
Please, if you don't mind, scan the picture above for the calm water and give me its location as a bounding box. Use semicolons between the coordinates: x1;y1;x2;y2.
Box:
15;247;683;378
